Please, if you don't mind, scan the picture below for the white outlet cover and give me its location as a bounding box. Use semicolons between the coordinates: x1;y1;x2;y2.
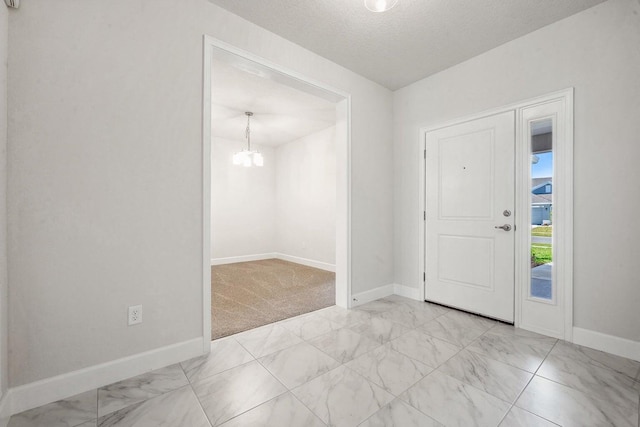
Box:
128;305;143;326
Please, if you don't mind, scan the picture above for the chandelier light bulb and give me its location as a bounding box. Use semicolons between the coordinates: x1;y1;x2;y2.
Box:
253;152;264;167
232;151;243;165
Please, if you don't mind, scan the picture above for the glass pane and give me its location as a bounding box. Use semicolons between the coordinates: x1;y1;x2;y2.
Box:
530;118;553;300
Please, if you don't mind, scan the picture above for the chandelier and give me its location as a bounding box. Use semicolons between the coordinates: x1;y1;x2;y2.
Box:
233;112;264;167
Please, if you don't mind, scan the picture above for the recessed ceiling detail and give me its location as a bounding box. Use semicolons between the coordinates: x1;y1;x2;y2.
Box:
209;0;606;90
211;59;336;147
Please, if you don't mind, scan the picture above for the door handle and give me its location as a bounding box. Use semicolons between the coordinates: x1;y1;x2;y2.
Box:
495;224;512;231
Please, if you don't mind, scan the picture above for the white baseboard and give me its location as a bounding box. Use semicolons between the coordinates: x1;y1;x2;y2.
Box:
350;283;423;308
0;337;205;419
573;327;640;362
211;253;276;265
275;253;335;272
211;253;336;272
351;284;394;307
393;284;422;301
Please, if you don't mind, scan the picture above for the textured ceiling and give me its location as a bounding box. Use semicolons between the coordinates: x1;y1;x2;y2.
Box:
209;0;606;90
211;59;336;147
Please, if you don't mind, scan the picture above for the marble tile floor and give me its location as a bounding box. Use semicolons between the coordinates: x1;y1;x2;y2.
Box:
9;296;640;427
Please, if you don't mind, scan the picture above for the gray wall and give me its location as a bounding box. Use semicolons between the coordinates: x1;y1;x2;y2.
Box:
7;0;394;386
0;3;9;398
394;0;640;342
211;138;277;260
276;127;336;265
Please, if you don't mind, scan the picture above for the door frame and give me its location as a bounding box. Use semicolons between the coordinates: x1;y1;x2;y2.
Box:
202;36;353;353
418;88;574;340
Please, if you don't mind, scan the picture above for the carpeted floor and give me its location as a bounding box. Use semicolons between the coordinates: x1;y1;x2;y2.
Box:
211;258;335;340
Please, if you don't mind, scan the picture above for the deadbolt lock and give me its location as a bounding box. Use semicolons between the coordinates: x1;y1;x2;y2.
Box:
503;210;512;217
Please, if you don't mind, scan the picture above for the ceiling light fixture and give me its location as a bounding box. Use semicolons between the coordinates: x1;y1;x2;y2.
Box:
233;112;264;167
4;0;19;8
364;0;398;13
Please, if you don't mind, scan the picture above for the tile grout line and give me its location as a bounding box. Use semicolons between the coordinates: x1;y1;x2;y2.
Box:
184;358;256;386
289;302;432;425
394;368;477;426
253;337;337;427
462;325;556;375
214;388;291;427
531;340;640;419
345;337;438;400
234;325;302;359
87;364;191;422
368;309;493;425
424;322;557;427
181;339;251;427
497;338;560;426
528;370;640;417
186;341;294;427
188;382;214;427
95;385;99;424
146;303;527;426
305;321;384;363
196;305;406;427
222;326;330;426
287;382;330;426
417;320;493;349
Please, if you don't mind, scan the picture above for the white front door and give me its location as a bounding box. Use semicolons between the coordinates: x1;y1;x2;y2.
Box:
425;111;515;322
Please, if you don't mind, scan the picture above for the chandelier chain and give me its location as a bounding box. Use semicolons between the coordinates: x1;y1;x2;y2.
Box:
245;113;251;151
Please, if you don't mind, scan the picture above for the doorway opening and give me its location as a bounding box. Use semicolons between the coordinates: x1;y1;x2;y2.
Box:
202;37;352;345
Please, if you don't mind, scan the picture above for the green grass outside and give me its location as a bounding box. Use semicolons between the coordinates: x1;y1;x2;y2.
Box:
532;243;552;267
531;226;552;237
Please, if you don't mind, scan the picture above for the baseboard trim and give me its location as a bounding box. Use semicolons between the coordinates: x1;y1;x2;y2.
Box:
275;253;335;272
350;283;423;307
393;284;421;301
211;253;276;265
1;337;204;418
573;327;640;362
210;253;336;272
351;284;394;307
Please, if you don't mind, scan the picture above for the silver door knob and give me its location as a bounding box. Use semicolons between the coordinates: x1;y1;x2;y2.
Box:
495;224;512;231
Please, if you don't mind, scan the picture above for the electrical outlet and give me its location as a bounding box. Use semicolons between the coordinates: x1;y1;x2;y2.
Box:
128;305;143;326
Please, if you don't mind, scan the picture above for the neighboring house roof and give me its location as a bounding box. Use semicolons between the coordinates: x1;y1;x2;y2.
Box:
532;177;551;188
532;194;552;204
532;177;552;192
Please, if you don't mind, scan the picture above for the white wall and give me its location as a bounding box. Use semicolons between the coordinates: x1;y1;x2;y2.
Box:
276;127;336;265
7;0;393;387
211;137;276;259
0;3;9;399
212;127;336;267
394;0;640;342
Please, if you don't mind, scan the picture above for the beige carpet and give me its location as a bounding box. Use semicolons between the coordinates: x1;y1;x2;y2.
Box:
211;258;335;340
